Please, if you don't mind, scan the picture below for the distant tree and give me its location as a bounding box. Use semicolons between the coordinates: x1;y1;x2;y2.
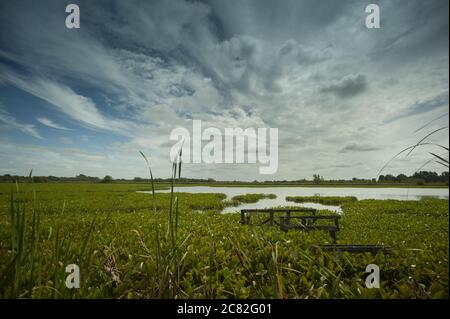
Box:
33;176;46;183
313;174;324;184
441;172;449;184
413;171;440;183
101;175;113;183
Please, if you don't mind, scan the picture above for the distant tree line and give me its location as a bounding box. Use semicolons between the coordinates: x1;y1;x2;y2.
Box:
378;171;449;184
0;174;219;184
0;174;102;183
0;171;448;185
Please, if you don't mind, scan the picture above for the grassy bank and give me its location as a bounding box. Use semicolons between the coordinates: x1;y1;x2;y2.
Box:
286;196;358;205
229;193;277;205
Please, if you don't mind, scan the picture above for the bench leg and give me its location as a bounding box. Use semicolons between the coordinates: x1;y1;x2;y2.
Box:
330;231;337;243
286;212;291;226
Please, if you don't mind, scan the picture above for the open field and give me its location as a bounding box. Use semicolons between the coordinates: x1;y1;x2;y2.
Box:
0;183;448;298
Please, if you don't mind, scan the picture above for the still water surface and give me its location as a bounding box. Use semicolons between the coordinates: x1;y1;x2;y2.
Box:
150;186;448;214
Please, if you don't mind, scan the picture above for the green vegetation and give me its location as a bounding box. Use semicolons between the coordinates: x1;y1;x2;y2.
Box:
286;196;358;205
0;183;448;298
229;193;277;205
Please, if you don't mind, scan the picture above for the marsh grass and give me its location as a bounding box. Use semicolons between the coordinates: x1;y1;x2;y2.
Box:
0;184;447;298
139;151;156;213
0;171;121;298
138;143;189;297
286;196;357;206
228;193;277;206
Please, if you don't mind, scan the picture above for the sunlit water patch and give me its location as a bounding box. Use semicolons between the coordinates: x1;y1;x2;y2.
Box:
155;186;448;199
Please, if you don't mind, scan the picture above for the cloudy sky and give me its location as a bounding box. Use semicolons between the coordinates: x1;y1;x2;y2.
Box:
0;0;448;181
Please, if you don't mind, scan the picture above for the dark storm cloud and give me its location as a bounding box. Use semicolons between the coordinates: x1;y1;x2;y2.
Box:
208;0;359;42
368;0;449;61
406;94;449;117
339;143;380;153
385;93;449;123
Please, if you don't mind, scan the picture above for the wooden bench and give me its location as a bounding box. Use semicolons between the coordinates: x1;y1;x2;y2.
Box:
240;208;317;226
310;244;392;255
279;215;340;242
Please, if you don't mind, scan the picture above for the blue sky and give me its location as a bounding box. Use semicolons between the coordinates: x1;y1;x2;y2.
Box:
0;0;448;180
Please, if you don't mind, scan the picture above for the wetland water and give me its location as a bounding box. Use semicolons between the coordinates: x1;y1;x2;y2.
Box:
145;186;449;214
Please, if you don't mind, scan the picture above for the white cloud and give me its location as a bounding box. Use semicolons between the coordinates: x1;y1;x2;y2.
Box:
0;106;42;139
1;68;136;135
37;117;70;130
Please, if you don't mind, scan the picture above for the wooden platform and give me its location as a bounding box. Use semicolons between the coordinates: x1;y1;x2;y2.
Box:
240;208;340;242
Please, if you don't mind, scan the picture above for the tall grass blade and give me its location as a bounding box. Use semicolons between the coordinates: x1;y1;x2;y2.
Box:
139;151;156;213
406;126;449;158
377;142;446;178
414;113;449;133
415;153;448;172
429;152;449;165
436;161;449;168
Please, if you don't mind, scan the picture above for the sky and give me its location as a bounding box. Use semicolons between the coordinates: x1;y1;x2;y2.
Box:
0;0;448;181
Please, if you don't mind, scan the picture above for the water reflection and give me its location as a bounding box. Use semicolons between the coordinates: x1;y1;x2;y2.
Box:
158;186;448;199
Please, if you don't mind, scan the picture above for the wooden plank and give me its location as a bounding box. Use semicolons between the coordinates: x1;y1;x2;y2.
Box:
287;215;340;220
310;244;392;255
285;225;338;232
241;208;317;213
